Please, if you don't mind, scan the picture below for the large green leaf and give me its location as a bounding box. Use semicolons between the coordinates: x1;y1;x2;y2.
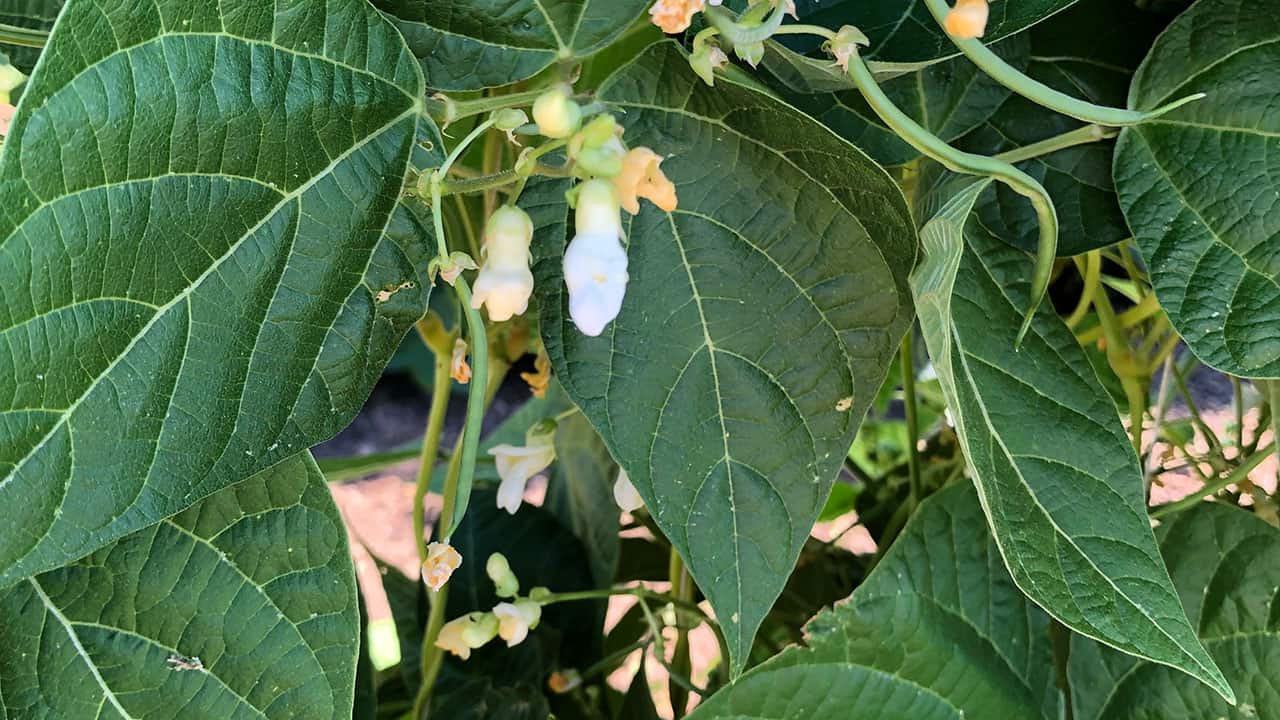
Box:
687;482;1060;720
910;182;1233;702
919;0;1166;255
0;0;61;72
784;0;1077;65
372;0;651;91
534;41;917;675
1070;503;1280;719
0;0;429;585
0;453;359;718
780;34;1028;167
1114;0;1280;378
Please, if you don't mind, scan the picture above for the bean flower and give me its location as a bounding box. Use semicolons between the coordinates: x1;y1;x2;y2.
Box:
945;0;989;38
490;421;558;514
471;205;536;322
563;180;630;337
422;542;463;591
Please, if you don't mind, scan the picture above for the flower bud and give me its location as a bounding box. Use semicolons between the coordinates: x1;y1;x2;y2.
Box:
492;108;529;132
735;40;764;68
471;205;535;322
570;115;627;178
459;612;500;648
486;552;520;598
533;89;582;139
564;181;628;336
529;586;552;603
451;338;471;385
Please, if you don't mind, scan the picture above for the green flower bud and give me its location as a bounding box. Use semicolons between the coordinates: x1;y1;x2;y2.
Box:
492;108;529;132
486;552;520;598
533;89;582;139
459;611;500;648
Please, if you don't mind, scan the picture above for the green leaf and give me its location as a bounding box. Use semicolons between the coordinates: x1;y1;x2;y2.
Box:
0;452;359;718
910;182;1233;702
1070;503;1280;719
687;483;1060;720
1114;0;1280;378
784;0;1077;65
0;0;430;585
0;0;61;72
544;400;622;587
535;41;917;676
372;0;651;91
919;0;1166;256
779;34;1029;166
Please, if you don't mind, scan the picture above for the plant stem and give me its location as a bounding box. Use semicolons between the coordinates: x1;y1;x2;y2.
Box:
1170;358;1224;458
1151;443;1275;519
668;551;694;719
0;22;47;49
1144;354;1175;495
704;4;789;46
1065;252;1102;329
422;88;548;126
412;323;455;569
1232;377;1245;450
841;46;1057;345
900;331;922;509
994;124;1118;165
920;0;1205;126
1270;382;1280;487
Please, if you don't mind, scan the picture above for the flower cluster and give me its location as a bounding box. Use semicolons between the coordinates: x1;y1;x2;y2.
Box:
458;88;679;340
435;553;549;658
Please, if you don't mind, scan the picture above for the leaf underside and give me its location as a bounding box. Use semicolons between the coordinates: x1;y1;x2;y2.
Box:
0;452;360;719
910;182;1232;703
534;41;917;675
0;0;431;585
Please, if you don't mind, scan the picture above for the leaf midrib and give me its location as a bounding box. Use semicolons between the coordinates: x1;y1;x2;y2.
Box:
0;106;417;506
948;260;1224;691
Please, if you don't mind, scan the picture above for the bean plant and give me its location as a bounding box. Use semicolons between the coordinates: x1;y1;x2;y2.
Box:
0;0;1277;718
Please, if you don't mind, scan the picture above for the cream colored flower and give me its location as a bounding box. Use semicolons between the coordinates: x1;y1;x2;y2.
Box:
422;542;462;591
614;148;678;216
493;599;542;647
486;552;520;598
435;612;499;660
564;180;628;337
471;205;535;322
613;470;645;512
650;0;706;34
944;0;989;38
451;338;471;385
490;423;558;514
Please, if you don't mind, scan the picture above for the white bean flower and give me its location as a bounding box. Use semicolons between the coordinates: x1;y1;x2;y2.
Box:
471;205;535;322
493;599;542;647
563;180;629;337
490;421;558;514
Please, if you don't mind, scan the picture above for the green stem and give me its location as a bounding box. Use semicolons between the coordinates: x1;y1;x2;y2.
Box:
994;124;1118;165
0;22;47;49
1270;382;1280;487
422;88;548;126
669;552;694;719
412;323;455;569
1170;358;1224;458
1151;443;1276;519
921;0;1205;126
900;331;922;509
704;4;789;47
1144;354;1175;495
1065;252;1101;329
842;48;1057;346
1232;377;1245;450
